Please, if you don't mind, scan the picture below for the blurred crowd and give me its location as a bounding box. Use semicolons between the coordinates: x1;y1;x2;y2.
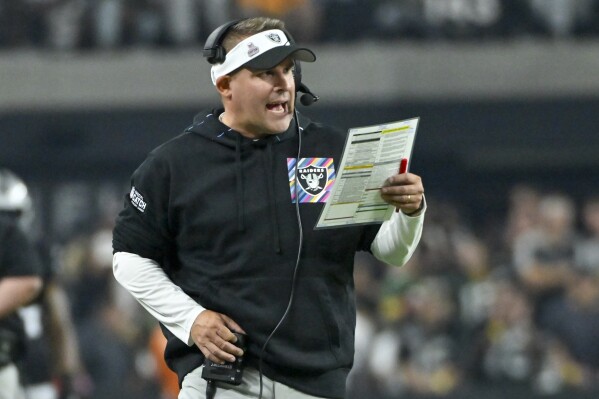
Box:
9;179;594;398
347;187;599;398
1;0;599;51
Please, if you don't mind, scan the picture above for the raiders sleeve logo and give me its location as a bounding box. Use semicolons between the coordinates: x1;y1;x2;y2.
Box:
287;158;335;203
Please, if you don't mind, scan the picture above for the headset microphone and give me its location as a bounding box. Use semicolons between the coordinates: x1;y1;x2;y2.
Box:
298;83;319;106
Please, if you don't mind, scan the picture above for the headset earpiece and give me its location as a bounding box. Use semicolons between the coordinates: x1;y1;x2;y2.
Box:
203;20;242;65
292;59;302;90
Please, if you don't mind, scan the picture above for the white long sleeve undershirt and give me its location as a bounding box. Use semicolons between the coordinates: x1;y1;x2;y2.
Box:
370;200;426;267
113;252;204;345
112;201;425;346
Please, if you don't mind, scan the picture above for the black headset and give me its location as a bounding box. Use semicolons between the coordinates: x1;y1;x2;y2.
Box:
203;19;319;106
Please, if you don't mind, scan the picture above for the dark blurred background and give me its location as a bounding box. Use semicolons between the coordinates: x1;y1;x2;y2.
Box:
2;1;599;398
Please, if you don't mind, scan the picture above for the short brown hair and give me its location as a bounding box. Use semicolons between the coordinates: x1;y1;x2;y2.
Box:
222;17;286;53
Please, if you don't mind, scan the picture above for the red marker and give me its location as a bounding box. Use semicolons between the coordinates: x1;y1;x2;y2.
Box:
399;158;408;174
395;158;408;212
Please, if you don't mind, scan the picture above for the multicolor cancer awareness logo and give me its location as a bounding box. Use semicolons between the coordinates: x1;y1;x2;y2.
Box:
287;158;335;203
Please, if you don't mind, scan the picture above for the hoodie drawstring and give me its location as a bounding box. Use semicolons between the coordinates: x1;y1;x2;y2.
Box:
235;134;244;232
265;141;282;254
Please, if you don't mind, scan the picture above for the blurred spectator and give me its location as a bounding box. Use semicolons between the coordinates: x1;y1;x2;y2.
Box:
371;0;428;40
538;269;599;393
347;253;387;398
90;0;125;49
377;252;424;328
62;231;115;323
463;278;546;392
125;0;164;47
60;222;155;398
576;195;599;274
369;277;462;397
346;302;379;399
45;0;87;51
161;0;199;46
415;198;465;276
421;0;505;39
202;0;234;36
528;0;597;37
76;294;137;398
503;184;541;252
512;193;579;324
455;235;495;330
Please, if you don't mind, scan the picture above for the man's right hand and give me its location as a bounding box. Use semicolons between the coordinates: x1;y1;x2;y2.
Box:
191;310;245;364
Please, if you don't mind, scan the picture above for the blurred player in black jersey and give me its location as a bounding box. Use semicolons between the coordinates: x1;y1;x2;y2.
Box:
0;169;88;399
0;169;43;399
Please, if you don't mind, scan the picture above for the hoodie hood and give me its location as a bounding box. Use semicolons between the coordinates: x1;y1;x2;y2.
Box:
187;109;302;147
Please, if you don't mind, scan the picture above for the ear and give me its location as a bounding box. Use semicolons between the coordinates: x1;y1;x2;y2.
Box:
215;75;232;98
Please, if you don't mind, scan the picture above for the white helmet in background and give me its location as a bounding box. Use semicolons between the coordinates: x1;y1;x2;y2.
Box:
0;168;34;231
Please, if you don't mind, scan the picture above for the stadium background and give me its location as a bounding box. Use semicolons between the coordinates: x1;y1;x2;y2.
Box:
2;1;599;398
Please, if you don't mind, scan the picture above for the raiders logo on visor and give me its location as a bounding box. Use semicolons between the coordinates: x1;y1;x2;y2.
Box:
266;32;282;43
298;166;327;196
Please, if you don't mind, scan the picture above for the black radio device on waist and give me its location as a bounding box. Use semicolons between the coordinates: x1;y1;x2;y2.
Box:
201;333;247;385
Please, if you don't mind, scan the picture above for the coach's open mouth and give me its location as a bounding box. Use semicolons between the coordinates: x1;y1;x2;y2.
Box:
266;101;288;113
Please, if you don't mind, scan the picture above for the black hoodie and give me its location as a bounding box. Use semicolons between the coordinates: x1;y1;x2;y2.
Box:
112;109;381;398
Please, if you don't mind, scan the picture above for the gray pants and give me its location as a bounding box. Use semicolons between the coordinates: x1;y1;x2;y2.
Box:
179;366;323;399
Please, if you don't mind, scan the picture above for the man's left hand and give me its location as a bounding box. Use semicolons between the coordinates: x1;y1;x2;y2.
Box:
380;172;424;215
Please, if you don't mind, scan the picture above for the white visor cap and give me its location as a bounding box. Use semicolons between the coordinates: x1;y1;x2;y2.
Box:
210;29;316;85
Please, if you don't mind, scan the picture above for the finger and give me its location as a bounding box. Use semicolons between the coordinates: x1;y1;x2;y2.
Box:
398;193;422;204
202;341;237;364
381;189;422;202
382;193;422;211
221;314;246;335
215;328;244;356
381;184;423;197
190;311;246;357
385;172;419;185
215;334;244;357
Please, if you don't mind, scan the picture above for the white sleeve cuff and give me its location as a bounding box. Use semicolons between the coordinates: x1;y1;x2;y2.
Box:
371;197;426;267
112;251;204;346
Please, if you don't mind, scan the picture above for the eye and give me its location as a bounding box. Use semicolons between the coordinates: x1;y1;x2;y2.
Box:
257;70;274;77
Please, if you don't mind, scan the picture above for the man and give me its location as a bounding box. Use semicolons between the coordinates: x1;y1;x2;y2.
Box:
0;169;43;399
0;169;88;399
113;17;425;399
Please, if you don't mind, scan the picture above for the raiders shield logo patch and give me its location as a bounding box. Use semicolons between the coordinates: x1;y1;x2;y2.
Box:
287;158;335;203
266;32;281;43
